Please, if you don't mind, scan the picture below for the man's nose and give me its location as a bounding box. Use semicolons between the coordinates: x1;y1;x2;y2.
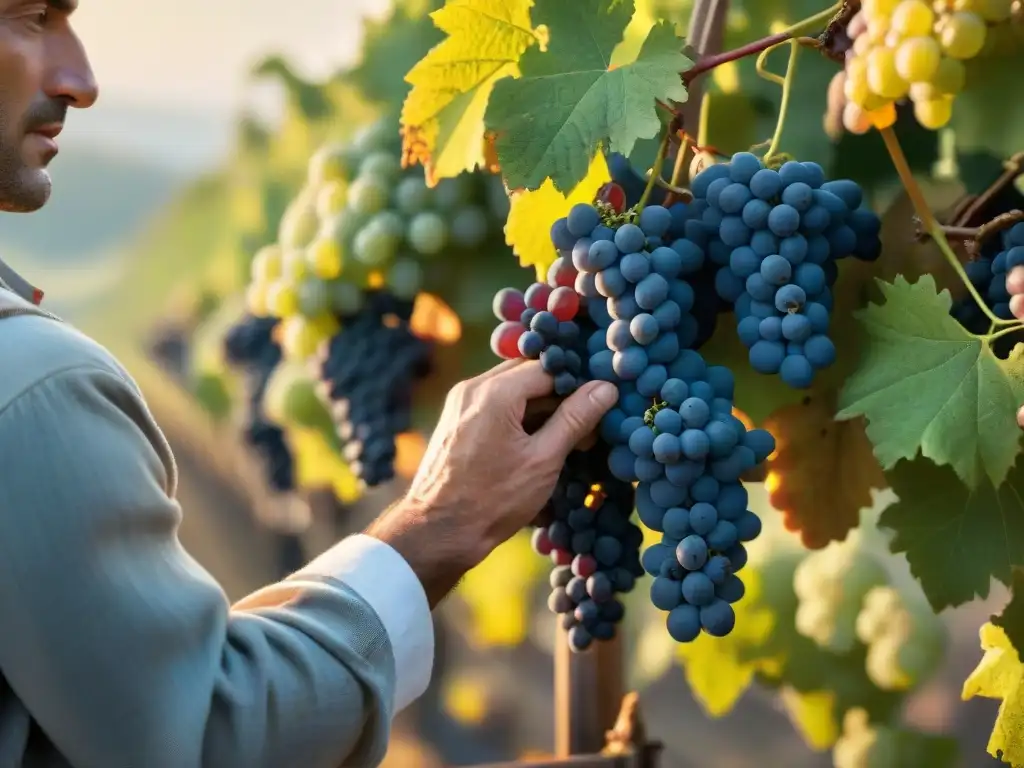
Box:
44;33;99;109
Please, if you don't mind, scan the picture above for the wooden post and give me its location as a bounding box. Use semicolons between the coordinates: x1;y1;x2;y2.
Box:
554;626;624;756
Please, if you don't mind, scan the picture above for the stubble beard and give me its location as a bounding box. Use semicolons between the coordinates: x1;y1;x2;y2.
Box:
0;107;51;213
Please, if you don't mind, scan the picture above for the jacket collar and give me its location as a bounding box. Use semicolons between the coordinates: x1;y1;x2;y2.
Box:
0;257;44;305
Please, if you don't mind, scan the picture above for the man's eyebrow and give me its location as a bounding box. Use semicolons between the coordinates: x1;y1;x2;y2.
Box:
47;0;77;12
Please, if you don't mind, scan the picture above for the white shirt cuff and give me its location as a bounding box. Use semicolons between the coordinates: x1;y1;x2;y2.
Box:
298;533;434;713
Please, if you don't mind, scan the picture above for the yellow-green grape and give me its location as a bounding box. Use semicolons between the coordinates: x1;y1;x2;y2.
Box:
867;47;909;98
954;0;1014;21
266;280;300;318
246;281;270;317
278;316;319;361
891;0;936;35
938;11;987;58
863;0;902;17
844;58;872;106
843;102;874;135
855;585;901;643
387;258;424;300
832;709;879;768
408;212;449;256
913;95;954;128
353;216;402;268
250;244;283;285
930;56;966;93
350;118;397;155
328;280;364;316
307;143;352;186
895;36;941;81
450;206;491;249
867;17;891;42
358;152;402;184
262;362;325;429
316;181;348;220
282;248;309;282
853;34;875;57
347;176;389;217
306;236;344;280
395;176;432;215
296;278;332;317
792;542;889;653
857;586;946;692
278;192;320;251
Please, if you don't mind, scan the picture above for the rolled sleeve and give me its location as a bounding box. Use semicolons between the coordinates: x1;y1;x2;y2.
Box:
294;534;435;713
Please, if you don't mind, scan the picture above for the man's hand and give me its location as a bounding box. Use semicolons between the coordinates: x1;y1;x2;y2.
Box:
366;360;618;606
1008;266;1024;429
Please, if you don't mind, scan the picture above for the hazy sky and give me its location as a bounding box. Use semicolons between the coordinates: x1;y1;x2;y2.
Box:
60;1;391;166
72;0;389;109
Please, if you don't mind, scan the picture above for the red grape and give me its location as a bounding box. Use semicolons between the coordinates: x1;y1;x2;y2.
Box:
547;255;578;288
492;287;526;322
597;182;626;214
547;286;580;321
551;547;573;566
531;527;554;556
524;281;553;311
490;320;525;359
572;554;597;578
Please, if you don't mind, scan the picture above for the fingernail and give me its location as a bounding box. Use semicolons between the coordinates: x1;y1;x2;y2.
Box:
589;382;618;408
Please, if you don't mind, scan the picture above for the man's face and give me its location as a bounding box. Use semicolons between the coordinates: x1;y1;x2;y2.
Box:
0;0;97;212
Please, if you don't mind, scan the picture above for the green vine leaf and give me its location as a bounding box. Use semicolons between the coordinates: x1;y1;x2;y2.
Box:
992;566;1024;662
485;0;691;192
837;274;1024;490
880;457;1024;612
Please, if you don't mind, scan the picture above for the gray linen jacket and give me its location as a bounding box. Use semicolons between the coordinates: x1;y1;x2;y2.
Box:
0;275;423;768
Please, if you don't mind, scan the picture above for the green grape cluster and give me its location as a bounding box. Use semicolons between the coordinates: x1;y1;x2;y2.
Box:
245;117;510;361
841;0;1014;133
855;585;947;692
833;707;952;767
792;537;889;653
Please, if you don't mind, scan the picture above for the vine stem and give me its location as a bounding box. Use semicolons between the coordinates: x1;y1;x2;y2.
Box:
986;323;1024;343
878;125;1017;327
680;0;839;83
762;39;800;162
638;129;672;210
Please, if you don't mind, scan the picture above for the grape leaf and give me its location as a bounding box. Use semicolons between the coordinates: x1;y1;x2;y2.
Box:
779;687;840;751
675;565;777;716
993;567;1024;663
836;274;1024;490
289;426;363;503
457;530;547;647
880;457;1024;611
485;0;691;192
962;623;1024;767
764;388;886;550
401;0;540;183
504;151;610;280
346;1;444;106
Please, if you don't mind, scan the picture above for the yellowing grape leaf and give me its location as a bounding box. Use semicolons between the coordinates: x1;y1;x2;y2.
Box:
676;566;777;716
456;530;547;647
401;0;539;183
288;426;363;503
963;623;1024;767
837;274;1024;490
485;0;691;192
764;387;886;550
993;567;1024;665
505;151;610;280
779;687;840;751
880;457;1024;611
